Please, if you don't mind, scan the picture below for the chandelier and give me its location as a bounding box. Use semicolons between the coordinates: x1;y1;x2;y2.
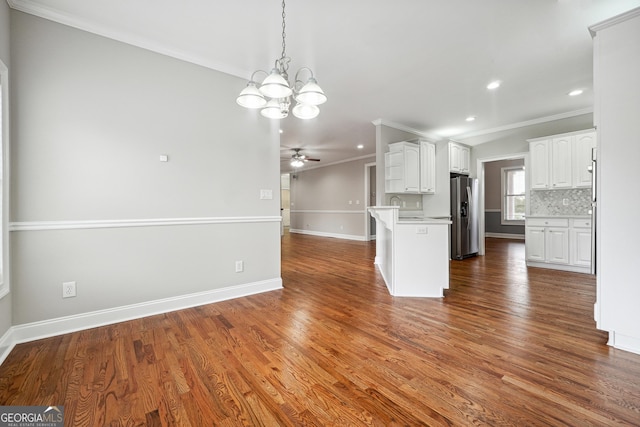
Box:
236;0;327;120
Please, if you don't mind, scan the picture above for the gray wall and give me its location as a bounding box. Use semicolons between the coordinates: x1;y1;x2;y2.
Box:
0;0;11;344
484;159;525;236
9;11;281;324
290;156;373;239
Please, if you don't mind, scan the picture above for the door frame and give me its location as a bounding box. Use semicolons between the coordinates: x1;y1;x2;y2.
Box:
476;152;528;255
364;162;376;241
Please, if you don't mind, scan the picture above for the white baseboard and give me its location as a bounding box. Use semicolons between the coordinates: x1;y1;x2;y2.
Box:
608;331;640;356
485;232;525;240
289;228;366;241
0;278;282;366
526;261;590;274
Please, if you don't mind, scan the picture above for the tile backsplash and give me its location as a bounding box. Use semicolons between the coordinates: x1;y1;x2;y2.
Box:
529;188;591;216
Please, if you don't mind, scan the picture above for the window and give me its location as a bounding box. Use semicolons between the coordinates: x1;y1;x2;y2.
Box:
502;166;525;224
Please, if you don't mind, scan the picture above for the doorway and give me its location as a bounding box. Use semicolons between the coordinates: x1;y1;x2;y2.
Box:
476;152;528;256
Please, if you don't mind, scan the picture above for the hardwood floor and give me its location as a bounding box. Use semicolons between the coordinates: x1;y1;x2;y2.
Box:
1;233;640;425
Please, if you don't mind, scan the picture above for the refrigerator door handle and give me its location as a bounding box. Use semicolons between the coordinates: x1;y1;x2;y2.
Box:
466;186;472;230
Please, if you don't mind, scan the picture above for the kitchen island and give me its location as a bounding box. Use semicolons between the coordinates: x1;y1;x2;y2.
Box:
368;206;451;297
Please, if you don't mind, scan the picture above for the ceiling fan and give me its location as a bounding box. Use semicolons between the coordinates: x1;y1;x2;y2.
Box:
290;148;320;168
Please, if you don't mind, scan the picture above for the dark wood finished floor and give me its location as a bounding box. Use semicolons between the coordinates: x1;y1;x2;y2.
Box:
1;233;640;425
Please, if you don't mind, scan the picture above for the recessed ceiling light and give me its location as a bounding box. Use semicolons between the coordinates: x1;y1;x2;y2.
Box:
487;80;501;90
465;116;476;122
568;89;584;96
357;144;364;149
279;129;283;134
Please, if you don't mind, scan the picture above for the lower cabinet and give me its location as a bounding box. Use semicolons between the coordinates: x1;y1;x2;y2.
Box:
526;217;591;273
570;219;592;267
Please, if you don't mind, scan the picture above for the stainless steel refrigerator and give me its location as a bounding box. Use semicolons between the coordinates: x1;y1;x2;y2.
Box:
450;176;479;260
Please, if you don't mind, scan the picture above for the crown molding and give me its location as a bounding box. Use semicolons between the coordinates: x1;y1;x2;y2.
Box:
7;0;249;78
371;119;440;142
589;6;640;37
453;107;594;141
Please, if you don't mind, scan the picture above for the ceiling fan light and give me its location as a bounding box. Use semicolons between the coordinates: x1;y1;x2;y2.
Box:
292;103;319;120
291;159;304;168
261;99;288;119
260;69;293;99
295;78;327;105
236;81;267;109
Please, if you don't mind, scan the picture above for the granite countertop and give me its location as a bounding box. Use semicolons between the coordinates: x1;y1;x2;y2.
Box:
526;214;591;219
397;216;452;224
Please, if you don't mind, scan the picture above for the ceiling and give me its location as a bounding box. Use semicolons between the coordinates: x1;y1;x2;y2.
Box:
8;0;640;172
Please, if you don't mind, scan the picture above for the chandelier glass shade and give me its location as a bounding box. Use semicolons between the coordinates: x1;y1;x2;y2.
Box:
236;0;326;120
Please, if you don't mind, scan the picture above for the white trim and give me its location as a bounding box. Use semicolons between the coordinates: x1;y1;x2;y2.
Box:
526;128;596;143
288;153;376;174
289;228;366;241
7;0;252;79
9;216;281;232
0;59;9;300
290;210;364;215
526;261;590;274
607;331;640;356
0;277;282;366
454;108;594;142
371;119;440;142
589;7;640;37
476;152;529;256
485;232;525;240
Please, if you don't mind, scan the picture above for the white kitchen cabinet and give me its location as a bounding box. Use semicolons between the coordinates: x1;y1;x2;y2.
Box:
526;216;591;273
546;227;570;264
551;136;572;189
385;142;420;193
528;129;596;189
526;217;569;265
449;142;470;175
571;219;592;267
385;140;436;194
573;131;596;188
419;140;436;194
525;227;546;262
529;140;550;189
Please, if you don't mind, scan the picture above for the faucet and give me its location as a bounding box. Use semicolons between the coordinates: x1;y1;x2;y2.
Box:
390;195;402;207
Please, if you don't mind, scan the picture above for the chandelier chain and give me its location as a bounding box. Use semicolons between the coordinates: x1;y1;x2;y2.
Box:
281;0;287;60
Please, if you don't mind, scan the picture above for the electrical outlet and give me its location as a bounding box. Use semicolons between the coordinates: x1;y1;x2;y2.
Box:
235;260;244;273
62;281;76;298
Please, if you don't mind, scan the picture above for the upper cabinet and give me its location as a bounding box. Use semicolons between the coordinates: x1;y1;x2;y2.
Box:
449;142;470;175
385;140;436;194
573;132;597;188
528;130;596;190
419;140;436;194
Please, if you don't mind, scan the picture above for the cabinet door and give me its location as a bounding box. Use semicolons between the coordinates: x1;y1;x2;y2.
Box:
420;141;436;193
529;140;549;189
404;144;420;192
449;143;460;173
551;137;572;188
571;228;592;266
573;132;596;188
546;227;569;264
526;227;546;262
460;146;470;174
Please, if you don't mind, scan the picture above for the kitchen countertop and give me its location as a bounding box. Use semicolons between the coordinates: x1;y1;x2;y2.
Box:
526;214;590;219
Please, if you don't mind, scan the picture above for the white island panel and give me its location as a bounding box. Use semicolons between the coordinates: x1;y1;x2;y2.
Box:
369;206;451;298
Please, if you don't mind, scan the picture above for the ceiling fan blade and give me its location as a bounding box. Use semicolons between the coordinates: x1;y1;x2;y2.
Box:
304;158;321;162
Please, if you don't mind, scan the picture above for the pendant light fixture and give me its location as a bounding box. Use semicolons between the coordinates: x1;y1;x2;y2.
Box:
236;0;326;120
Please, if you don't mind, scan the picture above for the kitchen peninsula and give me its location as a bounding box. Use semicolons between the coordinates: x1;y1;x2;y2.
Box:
368;206;451;297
